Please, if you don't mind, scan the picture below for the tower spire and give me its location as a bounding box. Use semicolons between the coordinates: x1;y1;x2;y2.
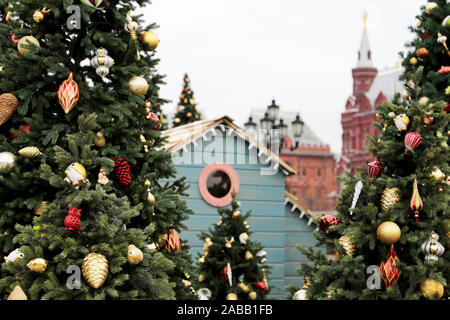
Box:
356;10;374;68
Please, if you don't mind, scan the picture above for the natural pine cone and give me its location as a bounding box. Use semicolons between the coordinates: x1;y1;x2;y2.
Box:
338;235;356;256
380;188;401;213
114;158;132;186
82;253;108;289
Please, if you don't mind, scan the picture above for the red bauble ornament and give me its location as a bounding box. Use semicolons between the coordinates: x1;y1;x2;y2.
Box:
165;229;181;253
380;246;401;288
64;206;81;234
11;124;30;140
444;104;450;114
367;157;383;182
319;215;338;233
422;33;430;40
58;72;80;114
183;88;188;93
437;66;450;74
404;131;422;155
114;158;132;186
254;281;268;293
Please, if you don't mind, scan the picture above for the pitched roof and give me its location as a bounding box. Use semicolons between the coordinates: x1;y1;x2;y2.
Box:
366;66;404;108
160;116;296;176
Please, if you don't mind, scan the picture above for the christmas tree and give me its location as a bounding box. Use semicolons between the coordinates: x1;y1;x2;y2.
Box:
172;73;201;127
0;1;195;299
196;195;270;300
400;0;450;103
293;67;449;300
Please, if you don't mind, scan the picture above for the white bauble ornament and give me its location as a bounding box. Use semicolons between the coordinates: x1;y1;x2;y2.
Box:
0;152;15;170
65;162;87;187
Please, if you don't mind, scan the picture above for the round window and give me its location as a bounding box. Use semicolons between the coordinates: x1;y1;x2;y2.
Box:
206;170;231;198
199;163;240;207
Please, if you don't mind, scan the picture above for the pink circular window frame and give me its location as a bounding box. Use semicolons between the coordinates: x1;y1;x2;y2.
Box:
198;163;240;207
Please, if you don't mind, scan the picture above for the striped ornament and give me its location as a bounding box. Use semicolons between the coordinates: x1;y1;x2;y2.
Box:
58;73;79;114
367;157;383;182
18;146;40;158
404;131;422;155
80;0;107;8
410;178;423;223
165;229;181;253
380;245;401;288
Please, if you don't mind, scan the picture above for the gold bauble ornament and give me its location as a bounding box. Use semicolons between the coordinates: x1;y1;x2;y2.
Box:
409;57;418;65
422;112;434;125
232;210;241;218
248;291;257;300
420;279;444;299
377;221;401;245
7;286;28;300
34;201;49;216
416;21;422;28
27;258;48;273
416;47;429;59
0;152;16;170
141;31;159;50
0;93;19;126
425;2;438;14
418;96;429;107
198;273;205;283
65;162;87;187
237;282;249;293
338;235;356;256
380;187;401;213
127;244;144;265
430;167;445;181
93;132;106;147
198;256;205;265
19;146;40;158
128;75;148;96
33;11;44;23
226;292;238;300
245;250;254;260
18;36;40;55
82;253;109;289
186;112;192;118
239;232;249;244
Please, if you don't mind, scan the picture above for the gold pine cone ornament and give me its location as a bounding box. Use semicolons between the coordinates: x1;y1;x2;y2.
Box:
82;253;109;289
380;187;401;213
338;235;356;256
19;146;41;158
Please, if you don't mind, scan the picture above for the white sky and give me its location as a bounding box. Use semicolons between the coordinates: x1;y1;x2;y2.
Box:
143;0;427;155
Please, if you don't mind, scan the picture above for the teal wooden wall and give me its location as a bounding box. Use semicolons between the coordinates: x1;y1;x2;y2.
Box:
163;127;324;299
283;203;326;290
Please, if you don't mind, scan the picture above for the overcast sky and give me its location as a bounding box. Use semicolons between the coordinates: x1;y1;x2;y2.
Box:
142;0;427;155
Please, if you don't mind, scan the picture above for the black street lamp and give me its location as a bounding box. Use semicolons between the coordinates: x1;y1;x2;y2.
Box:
267;99;280;121
291;114;305;148
244;116;257;133
260;112;273;131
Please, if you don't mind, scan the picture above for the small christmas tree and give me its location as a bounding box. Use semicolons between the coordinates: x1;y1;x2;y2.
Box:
172;73;201;127
400;0;449;102
196;195;269;300
293;67;449;300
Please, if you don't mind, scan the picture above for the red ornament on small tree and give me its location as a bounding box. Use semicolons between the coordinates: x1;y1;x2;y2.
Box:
404;131;422;155
64;206;81;234
254;281;268;293
367;157;383;182
165;229;181;253
11;124;30;140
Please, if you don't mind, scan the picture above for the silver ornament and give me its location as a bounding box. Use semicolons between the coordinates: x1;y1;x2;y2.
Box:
90;48;114;78
0;152;15;170
421;231;445;261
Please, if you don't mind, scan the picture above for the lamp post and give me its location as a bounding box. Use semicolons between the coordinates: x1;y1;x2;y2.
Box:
275;118;288;151
267;99;280;121
291;114;304;148
244;116;257;135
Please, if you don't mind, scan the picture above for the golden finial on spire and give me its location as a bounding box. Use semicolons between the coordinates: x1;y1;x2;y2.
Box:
363;11;368;29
